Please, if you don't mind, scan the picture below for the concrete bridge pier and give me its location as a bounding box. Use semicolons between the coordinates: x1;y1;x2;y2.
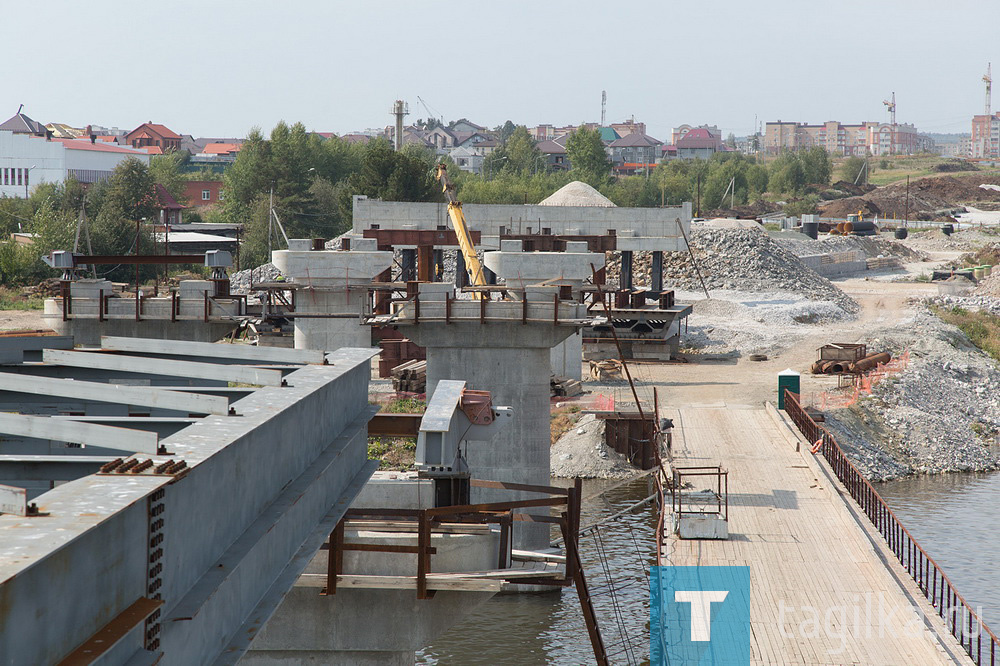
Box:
392;283;590;550
484;240;605;381
272;239;393;351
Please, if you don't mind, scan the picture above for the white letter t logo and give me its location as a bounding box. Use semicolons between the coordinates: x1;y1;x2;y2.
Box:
674;590;729;641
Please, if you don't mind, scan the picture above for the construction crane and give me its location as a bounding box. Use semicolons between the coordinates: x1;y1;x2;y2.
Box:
882;92;896;156
416;95;443;127
435;163;488;298
985;63;993;116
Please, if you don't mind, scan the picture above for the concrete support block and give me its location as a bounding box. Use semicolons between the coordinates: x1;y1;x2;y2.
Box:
271;249;393;352
621;251;633;290
651;251;663;293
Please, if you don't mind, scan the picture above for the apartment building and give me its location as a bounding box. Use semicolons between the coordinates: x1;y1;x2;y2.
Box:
764;120;931;156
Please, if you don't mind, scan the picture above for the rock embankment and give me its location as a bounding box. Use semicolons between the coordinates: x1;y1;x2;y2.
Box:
824;309;1000;480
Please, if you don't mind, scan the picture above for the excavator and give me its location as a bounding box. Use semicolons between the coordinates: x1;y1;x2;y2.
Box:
435;163;488;299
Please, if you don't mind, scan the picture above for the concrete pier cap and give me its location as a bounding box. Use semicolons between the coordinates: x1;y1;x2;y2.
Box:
483;243;603;380
271;240;393;351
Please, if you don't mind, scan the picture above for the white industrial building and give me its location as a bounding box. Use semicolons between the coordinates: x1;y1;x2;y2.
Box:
0;130;149;198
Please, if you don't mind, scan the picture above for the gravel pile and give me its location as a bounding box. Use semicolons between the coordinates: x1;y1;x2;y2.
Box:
679;290;856;356
614;227;859;315
776;234;925;262
538;181;616;207
977;271;1000;299
823;309;1000;480
230;263;283;295
550;414;638;479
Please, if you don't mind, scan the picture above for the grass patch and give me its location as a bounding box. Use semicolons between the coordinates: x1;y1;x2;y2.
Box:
0;286;44;310
367;397;426;470
931;305;1000;362
550;405;582;446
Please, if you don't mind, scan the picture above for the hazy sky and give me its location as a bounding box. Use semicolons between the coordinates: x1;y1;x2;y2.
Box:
4;0;998;141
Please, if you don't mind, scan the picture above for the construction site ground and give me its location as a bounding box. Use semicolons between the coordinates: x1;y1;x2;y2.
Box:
583;261;950;411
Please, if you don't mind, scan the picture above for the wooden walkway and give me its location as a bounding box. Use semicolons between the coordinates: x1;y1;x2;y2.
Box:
663;406;963;665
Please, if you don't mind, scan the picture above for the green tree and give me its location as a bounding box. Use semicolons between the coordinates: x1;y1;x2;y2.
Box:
565;127;611;185
800;146;832;185
494;120;517;144
839;155;869;184
502;126;543;175
149;152;188;203
767;151;807;194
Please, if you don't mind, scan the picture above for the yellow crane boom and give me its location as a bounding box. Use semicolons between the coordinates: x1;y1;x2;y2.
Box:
435;163;488;296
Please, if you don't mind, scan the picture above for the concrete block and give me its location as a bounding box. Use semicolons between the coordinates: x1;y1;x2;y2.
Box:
350;238;378;252
287;239;314;251
677;514;729;539
179;280;212;296
500;240;523;252
416;282;455;299
69;279;112;299
565;241;589;253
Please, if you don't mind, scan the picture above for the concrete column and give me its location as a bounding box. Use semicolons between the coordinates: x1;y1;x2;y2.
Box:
397;286;588;550
621;250;633;290
272;239;393;352
400;249;416;282
651;250;663;293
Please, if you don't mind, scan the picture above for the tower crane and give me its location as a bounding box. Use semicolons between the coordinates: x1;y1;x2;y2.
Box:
985;63;993;116
882;92;896;156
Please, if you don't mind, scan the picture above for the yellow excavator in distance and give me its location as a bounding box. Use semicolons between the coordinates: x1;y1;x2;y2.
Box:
434;163;488;300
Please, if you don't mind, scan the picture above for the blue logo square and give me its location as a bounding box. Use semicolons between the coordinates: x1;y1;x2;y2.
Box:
651;565;753;665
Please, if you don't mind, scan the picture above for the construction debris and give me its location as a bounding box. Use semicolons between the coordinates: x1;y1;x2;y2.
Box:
588;359;624;381
551;375;584;397
390;360;426;393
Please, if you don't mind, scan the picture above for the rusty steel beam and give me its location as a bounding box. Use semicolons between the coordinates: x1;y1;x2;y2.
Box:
500;235;618;252
367;413;423;438
363;229;481;251
73;254;204;266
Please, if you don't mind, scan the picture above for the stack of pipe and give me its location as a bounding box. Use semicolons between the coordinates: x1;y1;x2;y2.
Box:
810;351;891;375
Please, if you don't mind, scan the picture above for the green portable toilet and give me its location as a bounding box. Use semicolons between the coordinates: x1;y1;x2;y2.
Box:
777;368;801;410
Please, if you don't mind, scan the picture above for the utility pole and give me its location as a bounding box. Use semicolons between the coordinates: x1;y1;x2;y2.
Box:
391;100;409;151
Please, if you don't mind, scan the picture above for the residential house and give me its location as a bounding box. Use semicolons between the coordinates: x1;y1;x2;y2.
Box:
0;109;47;137
608;132;663;174
670;124;722;145
45;123;84;139
198;142;242;160
183;180;225;208
126;122;181;153
448;146;485;174
153;183;185;225
450;119;486;133
670;128;724;160
538;137;570;171
0;130;149;198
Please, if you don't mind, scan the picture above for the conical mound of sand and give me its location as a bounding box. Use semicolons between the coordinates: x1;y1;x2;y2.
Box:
538;181;616;207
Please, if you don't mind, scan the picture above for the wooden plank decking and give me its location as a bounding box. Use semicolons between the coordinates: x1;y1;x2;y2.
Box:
663;406;964;665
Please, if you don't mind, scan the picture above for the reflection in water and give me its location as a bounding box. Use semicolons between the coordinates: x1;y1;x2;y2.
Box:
418;478;657;665
878;471;1000;620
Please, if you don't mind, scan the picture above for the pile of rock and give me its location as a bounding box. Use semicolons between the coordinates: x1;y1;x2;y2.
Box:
612;227;859;315
550;414;637;479
776;234;925;262
824;309;1000;480
230;263;283;295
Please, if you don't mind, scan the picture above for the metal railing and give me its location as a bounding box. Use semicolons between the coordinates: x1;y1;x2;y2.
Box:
784;389;999;665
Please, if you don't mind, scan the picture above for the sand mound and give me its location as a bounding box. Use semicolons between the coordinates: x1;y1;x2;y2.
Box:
539;181;616;207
